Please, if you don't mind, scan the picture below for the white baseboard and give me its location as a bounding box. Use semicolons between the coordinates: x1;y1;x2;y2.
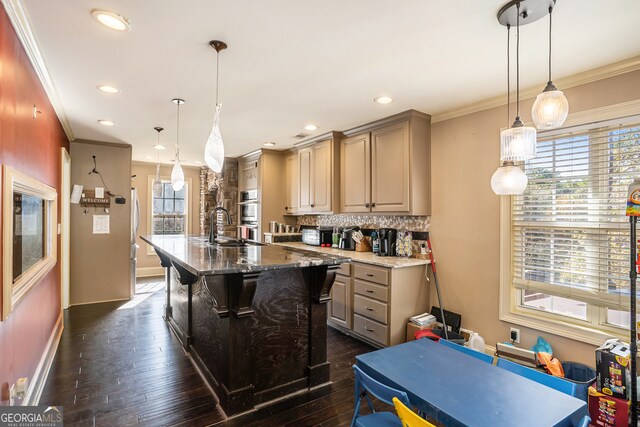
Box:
24;312;63;405
136;267;164;278
68;297;129;307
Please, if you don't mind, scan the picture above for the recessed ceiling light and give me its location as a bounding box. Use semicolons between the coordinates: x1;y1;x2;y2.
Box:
144;155;153;159
304;124;318;131
374;96;394;104
153;144;166;150
97;85;120;94
98;119;115;126
91;9;130;32
264;142;276;147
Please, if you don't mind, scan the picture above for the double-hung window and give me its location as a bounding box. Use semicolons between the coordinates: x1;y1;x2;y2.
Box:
151;181;188;236
504;118;640;343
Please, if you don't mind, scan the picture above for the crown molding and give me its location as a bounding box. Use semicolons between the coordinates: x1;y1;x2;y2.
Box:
1;0;74;141
432;56;640;123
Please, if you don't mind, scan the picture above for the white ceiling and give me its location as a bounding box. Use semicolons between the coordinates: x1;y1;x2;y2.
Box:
16;0;640;165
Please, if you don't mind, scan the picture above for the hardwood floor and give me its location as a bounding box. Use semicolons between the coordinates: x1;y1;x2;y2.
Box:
40;278;379;426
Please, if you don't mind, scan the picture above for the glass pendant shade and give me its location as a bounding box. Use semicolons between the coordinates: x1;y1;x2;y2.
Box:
531;85;569;130
491;163;528;195
500;119;537;162
152;165;163;197
171;159;185;191
204;104;225;173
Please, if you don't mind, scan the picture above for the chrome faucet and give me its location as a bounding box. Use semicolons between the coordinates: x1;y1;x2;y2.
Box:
209;206;233;244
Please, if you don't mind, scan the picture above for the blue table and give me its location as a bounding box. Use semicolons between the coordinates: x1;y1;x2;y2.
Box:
356;339;588;427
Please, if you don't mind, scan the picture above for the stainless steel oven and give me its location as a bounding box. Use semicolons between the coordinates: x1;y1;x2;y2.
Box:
241;203;258;222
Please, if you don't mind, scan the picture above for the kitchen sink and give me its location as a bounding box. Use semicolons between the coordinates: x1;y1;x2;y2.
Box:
211;237;262;247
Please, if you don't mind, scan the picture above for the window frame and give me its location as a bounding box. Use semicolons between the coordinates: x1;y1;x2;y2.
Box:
146;175;191;255
2;165;58;320
499;100;640;346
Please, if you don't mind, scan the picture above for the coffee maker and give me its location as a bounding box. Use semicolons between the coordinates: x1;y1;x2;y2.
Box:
376;228;397;256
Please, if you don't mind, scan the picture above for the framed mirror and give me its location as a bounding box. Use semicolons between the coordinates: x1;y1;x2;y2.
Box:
2;165;57;320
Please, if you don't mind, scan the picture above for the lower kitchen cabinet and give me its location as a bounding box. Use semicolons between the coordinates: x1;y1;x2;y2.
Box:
328;261;429;347
329;264;353;329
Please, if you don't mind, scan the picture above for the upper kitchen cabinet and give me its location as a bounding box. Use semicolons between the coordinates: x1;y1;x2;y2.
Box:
297;132;340;214
238;149;286;241
284;152;299;215
340;110;431;215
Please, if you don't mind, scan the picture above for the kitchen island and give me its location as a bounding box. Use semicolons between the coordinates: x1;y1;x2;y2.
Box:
141;235;350;417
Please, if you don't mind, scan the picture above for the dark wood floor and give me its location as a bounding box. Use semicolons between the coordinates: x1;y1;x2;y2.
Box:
40;278;379;426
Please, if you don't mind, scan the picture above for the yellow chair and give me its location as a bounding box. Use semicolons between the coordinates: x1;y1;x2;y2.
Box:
392;397;436;427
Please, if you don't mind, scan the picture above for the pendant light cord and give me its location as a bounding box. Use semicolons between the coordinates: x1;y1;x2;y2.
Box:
507;24;511;127
216;50;220;106
176;102;180;159
548;6;553;83
516;1;521;120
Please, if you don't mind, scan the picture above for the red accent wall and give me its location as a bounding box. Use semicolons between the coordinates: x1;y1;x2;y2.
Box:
0;4;68;401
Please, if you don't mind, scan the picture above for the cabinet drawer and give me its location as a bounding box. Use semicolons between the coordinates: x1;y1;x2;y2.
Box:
354;295;388;324
337;262;351;277
354;314;388;346
354;279;388;302
353;263;390;286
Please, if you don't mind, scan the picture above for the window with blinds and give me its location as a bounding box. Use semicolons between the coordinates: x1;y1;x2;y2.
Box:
511;121;640;329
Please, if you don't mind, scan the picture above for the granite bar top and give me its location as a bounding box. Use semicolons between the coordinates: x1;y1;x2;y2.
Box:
274;242;430;269
141;235;351;276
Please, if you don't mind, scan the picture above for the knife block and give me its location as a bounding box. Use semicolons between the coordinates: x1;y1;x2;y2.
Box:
355;239;372;252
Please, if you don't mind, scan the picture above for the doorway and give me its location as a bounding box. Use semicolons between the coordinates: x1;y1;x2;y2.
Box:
61;148;71;310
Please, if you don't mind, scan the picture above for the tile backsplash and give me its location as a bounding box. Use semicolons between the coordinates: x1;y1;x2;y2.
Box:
297;214;430;231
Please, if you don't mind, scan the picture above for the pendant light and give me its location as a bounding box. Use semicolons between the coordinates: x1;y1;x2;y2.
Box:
492;23;528;195
171;98;185;192
492;161;528;195
531;5;569;130
499;1;536;162
204;40;227;173
152;126;164;198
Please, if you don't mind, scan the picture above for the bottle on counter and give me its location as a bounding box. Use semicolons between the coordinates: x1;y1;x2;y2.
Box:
371;230;379;254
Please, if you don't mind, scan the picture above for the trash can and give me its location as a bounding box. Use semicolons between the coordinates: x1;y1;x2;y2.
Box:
562;361;596;402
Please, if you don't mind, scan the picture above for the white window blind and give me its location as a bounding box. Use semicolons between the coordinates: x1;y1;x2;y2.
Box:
511;122;640;313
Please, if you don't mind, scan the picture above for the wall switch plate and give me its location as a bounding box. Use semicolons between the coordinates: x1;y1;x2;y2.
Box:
16;377;28;399
510;327;520;344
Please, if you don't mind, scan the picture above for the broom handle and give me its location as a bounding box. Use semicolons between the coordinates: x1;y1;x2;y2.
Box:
427;236;448;340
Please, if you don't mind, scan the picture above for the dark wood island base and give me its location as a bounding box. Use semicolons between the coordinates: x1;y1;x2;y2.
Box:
143;235;349;418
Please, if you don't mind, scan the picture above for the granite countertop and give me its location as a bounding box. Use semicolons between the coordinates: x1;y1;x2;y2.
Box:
274;242;431;269
141;235;351;276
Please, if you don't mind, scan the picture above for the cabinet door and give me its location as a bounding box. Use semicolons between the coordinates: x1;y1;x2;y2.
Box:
285;153;299;214
371;121;410;212
311;139;332;212
298;148;312;212
329;274;352;329
340;133;371;213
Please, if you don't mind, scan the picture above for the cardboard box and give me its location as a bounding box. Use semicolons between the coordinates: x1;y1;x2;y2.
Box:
595;338;631;400
588;385;630;427
406;322;436;342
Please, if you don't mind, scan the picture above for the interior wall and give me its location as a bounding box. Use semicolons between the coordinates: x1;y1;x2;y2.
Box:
131;162;201;275
430;70;640;367
69;141;131;305
0;4;68;401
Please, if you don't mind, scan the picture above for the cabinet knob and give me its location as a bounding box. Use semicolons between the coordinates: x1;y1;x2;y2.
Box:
310;204;315;208
285;206;288;211
365;306;373;311
371;203;376;208
365;203;370;208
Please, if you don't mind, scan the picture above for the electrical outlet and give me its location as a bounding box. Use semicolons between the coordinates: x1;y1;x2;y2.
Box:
510;327;520;344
